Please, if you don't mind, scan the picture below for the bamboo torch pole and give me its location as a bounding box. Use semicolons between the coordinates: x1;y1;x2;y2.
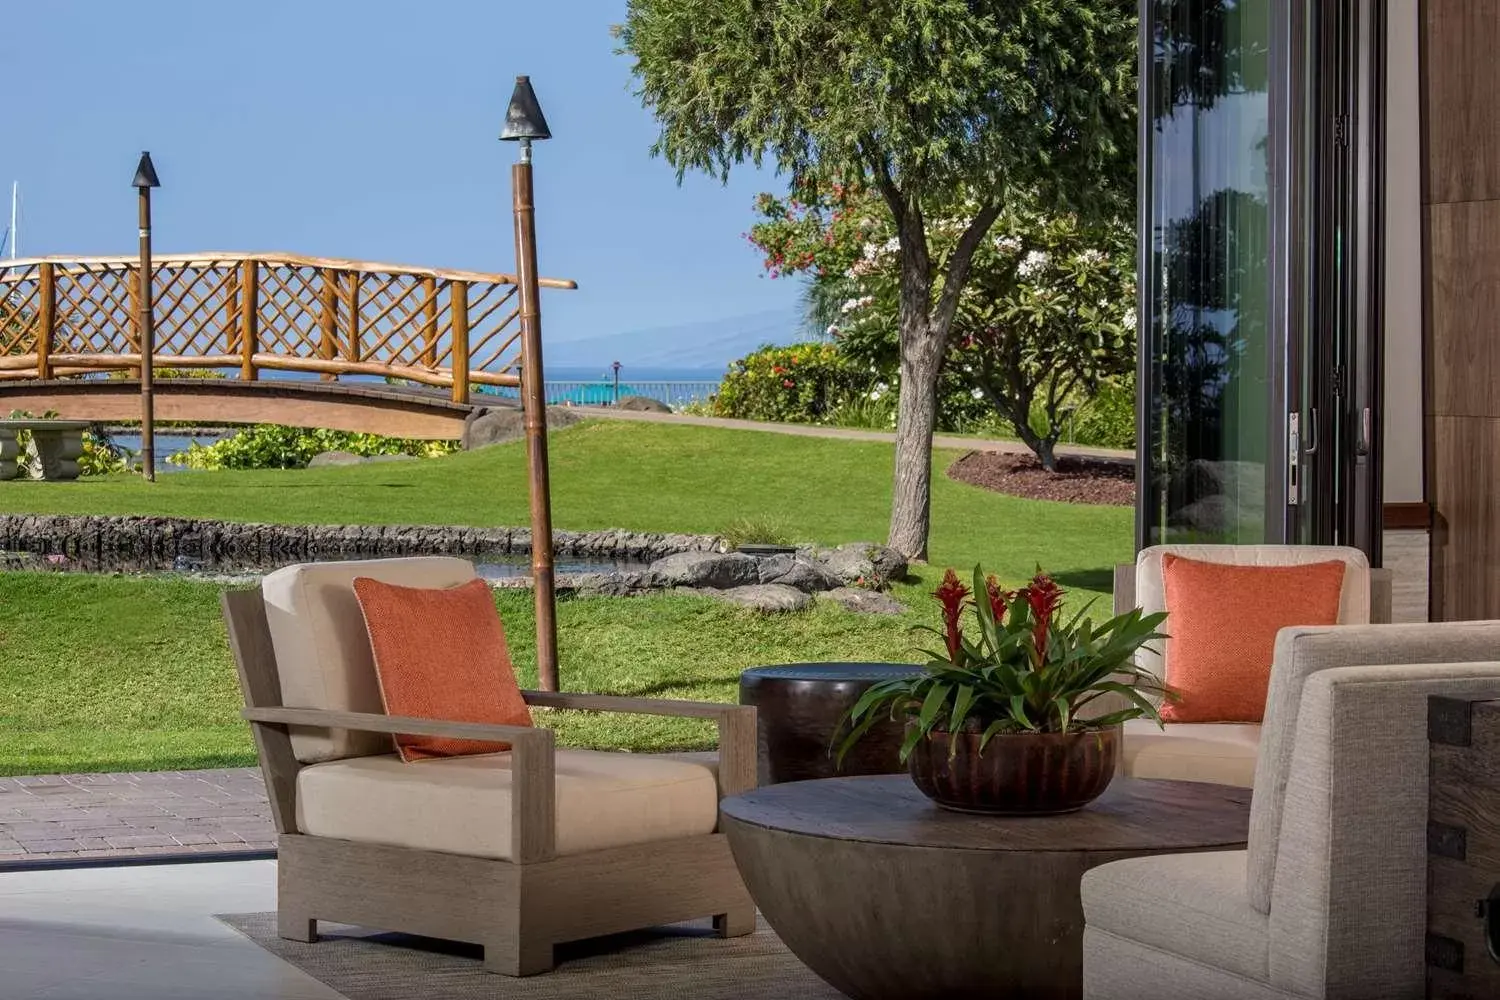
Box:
131;152;161;483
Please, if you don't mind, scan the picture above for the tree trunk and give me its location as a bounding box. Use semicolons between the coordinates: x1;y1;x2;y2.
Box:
888;327;944;562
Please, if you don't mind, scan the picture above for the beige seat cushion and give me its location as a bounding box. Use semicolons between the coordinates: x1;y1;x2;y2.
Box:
1082;850;1269;986
296;749;720;860
1122;719;1260;787
261;557;478;763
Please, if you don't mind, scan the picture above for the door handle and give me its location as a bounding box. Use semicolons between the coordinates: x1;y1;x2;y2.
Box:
1355;406;1372;457
1304;408;1319;456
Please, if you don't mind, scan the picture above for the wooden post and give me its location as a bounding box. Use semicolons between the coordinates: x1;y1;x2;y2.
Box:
422;275;438;367
450;281;470;404
240;259;258;381
36;262;55;380
512;154;558;692
136;185;156;482
319;268;338;381
345;272;361;364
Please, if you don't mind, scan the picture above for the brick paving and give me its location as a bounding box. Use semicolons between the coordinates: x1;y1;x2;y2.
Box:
0;768;274;863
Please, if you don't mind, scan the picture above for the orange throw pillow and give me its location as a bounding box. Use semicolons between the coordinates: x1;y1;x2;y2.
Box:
1158;555;1347;724
352;576;532;762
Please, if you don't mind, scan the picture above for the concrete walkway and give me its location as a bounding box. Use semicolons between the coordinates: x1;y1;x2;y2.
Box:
580;406;1136;461
0;768;272;865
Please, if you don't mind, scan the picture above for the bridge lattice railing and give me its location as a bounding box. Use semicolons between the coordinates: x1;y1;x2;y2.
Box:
0;252;576;402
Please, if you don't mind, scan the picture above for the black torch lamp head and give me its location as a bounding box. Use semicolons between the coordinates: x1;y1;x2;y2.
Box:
499;76;551;160
132;151;161;190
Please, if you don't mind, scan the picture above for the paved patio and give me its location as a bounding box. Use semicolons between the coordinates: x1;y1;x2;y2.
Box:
0;768;272;863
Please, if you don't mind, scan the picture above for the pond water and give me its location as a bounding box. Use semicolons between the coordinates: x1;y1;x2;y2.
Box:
106;433;225;472
0;549;652;581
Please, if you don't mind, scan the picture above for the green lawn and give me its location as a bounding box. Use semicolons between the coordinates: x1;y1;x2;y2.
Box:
0;420;1132;774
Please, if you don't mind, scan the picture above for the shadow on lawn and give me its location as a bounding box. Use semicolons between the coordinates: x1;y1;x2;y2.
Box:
1051;567;1115;594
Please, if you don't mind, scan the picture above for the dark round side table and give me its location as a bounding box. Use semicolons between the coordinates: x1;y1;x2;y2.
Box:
739;662;925;785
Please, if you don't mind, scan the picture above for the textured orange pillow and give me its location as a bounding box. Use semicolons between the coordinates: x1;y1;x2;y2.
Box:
1159;555;1348;724
352;576;532;762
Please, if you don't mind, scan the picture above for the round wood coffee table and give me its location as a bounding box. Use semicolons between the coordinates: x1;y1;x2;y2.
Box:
721;774;1250;1000
739;662;925;784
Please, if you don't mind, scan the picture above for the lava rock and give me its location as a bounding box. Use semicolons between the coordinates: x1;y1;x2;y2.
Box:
712;584;813;613
648;551;762;589
616;395;672;413
462;404;584;450
818;587;908;615
765;556;842;592
805;542;909;589
307;451;417;468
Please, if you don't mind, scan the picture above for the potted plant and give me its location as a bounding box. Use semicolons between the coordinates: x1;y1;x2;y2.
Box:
835;566;1171;814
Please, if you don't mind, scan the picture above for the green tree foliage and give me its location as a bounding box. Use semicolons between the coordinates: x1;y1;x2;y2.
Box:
619;0;1136;558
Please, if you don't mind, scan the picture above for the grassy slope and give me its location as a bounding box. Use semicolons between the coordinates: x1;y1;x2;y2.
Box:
0;421;1131;774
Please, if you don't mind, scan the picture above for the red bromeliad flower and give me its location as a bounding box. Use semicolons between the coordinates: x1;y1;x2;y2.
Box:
932;568;971;662
983;574;1013;623
1020;572;1065;659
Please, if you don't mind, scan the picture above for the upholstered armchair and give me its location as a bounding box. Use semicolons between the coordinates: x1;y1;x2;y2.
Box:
1081;620;1500;999
221;557;756;976
1110;545;1392;787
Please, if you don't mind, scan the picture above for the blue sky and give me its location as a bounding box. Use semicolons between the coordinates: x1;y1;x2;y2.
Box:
3;0;802;345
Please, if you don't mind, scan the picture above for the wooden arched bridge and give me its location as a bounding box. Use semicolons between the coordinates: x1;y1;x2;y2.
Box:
0;253;576;438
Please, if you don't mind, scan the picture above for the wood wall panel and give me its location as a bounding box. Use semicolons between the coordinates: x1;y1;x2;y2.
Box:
1421;2;1500;620
1429;417;1500;621
1427;201;1500;417
1422;0;1500;204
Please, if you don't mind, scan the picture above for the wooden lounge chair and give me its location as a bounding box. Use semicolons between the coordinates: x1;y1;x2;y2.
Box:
220;556;756;975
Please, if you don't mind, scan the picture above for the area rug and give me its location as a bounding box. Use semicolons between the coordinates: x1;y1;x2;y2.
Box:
218;912;846;999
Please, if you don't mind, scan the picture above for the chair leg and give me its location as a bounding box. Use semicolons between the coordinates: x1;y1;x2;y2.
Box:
714;907;756;938
278;910;317;943
484;934;554;976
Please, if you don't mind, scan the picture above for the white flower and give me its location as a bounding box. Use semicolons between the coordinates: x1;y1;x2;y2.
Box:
994;235;1022;253
1017;250;1049;278
875;381;889;392
869;389;882;401
881;237;901;254
826;323;840;336
1123;308;1136;330
970;388;984;400
1079;249;1106;265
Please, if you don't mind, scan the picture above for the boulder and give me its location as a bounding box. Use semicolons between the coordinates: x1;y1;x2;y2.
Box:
617;395;672;413
462;404;585;450
648;551;762;589
818;587;908;615
805;542;909;589
712;584;813;613
762;555;842;592
307;450;364;468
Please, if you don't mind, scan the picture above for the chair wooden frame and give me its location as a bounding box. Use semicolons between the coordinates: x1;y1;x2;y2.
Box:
221;587;757;976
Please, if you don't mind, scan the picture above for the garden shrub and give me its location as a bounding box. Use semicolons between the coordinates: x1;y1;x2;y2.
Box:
721;517;794;549
170;425;458;470
712;343;873;424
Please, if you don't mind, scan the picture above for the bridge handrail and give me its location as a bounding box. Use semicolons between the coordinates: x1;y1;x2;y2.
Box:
0;252;578;290
0;251;577;403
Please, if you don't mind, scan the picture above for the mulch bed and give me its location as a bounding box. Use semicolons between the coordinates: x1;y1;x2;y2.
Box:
947;450;1136;506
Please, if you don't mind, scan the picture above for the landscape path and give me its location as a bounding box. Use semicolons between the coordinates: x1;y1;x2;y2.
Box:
0;768;272;866
581;406;1136;461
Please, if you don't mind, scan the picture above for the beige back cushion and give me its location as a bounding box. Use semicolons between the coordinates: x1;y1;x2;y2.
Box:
1133;544;1371;685
262;557;478;763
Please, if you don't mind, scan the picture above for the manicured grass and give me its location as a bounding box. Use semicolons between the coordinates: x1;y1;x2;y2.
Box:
0;420;1132;773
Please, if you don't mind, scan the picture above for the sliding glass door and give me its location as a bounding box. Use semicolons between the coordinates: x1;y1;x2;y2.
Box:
1137;0;1384;557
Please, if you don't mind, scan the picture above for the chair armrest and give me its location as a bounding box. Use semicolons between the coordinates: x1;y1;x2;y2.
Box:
241;706;557;863
519;692;757;798
1113;563;1136;617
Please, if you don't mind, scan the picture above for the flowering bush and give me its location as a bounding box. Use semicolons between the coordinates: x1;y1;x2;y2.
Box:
170;425;457;470
836;567;1171;764
750;187;1136;468
711;343;876;424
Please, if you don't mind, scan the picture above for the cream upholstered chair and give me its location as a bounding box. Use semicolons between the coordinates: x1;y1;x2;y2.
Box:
1081;621;1500;1000
1110;545;1392;787
221;556;756;976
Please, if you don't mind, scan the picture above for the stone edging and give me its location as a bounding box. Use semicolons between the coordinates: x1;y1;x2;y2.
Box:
0;514;722;566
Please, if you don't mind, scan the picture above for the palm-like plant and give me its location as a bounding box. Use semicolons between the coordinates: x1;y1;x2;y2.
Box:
837;566;1173;765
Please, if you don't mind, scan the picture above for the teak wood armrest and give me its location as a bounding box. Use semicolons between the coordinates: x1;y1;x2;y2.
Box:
519;692;757;798
241;706;557;863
